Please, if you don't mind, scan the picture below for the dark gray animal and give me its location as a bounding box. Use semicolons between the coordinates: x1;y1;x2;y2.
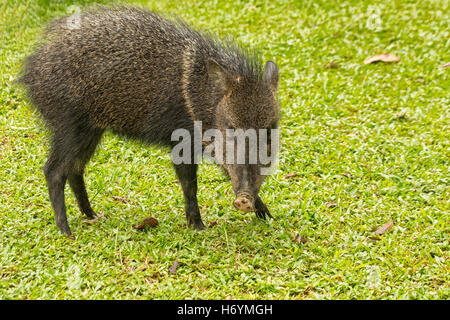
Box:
18;6;280;236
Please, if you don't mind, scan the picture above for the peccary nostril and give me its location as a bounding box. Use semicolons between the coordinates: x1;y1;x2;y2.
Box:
234;197;254;213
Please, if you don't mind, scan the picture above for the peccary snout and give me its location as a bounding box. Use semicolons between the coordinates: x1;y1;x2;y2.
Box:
234;195;254;213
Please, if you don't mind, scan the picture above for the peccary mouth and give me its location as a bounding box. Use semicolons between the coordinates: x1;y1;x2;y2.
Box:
233;193;254;213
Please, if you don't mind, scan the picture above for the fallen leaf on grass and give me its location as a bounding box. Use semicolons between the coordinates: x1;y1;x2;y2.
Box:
283;173;298;179
209;220;218;228
374;220;393;235
82;212;105;224
395;112;409;120
133;217;159;230
293;233;308;244
302;285;315;297
144;272;161;285
440;62;450;69
326;202;338;208
342;172;353;178
168;256;179;275
112;196;128;203
324;62;339;69
364;53;400;65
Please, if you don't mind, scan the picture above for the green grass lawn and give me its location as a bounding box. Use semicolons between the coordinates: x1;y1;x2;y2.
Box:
0;0;449;299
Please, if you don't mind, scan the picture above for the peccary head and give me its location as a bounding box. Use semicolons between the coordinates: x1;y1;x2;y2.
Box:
207;60;280;213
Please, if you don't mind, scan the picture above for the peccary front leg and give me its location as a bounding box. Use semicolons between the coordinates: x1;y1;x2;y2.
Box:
254;196;274;220
174;163;205;230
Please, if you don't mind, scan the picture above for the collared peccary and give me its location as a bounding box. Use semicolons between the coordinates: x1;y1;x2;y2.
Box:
18;6;280;236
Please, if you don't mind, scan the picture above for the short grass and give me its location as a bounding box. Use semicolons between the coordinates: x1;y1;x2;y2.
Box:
0;0;449;299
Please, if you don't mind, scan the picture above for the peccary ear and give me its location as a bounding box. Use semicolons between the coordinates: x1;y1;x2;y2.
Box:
263;61;279;90
207;59;229;94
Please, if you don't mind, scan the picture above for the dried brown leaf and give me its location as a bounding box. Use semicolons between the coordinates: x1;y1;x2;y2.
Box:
133;222;146;230
293;233;308;244
324;62;339;69
326;202;338;208
82;212;105;224
283;173;298;179
302;285;315;297
133;216;159;230
342;172;353;178
374;220;393;235
112;195;128;203
209;220;218;228
168;256;179;275
364;53;400;65
395;112;408;120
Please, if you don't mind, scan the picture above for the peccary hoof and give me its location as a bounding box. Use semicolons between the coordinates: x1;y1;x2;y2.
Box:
64;233;75;240
192;220;206;231
255;209;274;220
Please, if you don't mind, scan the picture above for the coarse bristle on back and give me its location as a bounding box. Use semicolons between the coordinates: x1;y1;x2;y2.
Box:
17;5;264;87
174;16;264;81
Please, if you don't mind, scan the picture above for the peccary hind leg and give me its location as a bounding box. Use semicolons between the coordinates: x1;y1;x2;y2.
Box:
44;146;71;236
44;128;103;236
67;131;103;219
174;163;205;230
68;173;96;219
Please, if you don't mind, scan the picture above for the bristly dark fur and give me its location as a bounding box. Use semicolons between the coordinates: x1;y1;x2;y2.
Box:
17;5;280;236
19;5;263;87
172;16;264;80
